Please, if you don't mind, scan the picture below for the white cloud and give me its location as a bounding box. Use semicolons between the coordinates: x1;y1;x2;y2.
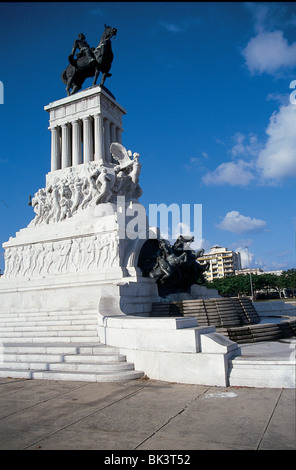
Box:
199;4;296;187
266;92;290;106
217;211;267;235
202;160;255;186
235;245;254;269
242;3;296;75
159;21;183;33
230;132;261;158
203;101;296;186
256;103;296;180
242;30;296;75
188;237;212;252
173;222;194;239
230;238;254;269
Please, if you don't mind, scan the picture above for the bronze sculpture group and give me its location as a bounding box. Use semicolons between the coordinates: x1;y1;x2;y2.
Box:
139;236;209;297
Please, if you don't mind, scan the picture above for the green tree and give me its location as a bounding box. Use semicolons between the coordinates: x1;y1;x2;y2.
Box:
280;269;296;297
206;270;296;299
207;275;252;297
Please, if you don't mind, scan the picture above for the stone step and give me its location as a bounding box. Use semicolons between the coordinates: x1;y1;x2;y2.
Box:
228;359;295;388
0;324;97;332
0;311;97;319
62;353;126;363
0;339;144;382
0;343;118;355
48;362;135;372
1;352;126;363
0;360;135;372
0;305;143;383
0;329;98;337
0;315;97;327
0;335;100;343
0;368;144;382
0;315;97;324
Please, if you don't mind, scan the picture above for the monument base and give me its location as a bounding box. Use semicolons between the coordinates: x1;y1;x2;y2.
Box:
1;196;160;316
97;314;240;386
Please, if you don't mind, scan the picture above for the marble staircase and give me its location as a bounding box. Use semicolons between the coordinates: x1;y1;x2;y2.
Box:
151;297;296;343
0;309;144;381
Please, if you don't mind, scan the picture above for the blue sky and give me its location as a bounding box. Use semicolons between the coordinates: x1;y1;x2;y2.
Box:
1;2;296;273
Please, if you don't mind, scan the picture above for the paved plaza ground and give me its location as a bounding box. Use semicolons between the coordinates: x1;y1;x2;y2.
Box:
0;375;295;451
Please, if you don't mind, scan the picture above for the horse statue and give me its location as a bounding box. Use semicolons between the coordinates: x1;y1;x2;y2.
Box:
61;25;117;96
172;235;209;285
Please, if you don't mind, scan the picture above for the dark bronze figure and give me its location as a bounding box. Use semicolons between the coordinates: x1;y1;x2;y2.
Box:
138;236;209;298
61;25;117;96
71;33;96;66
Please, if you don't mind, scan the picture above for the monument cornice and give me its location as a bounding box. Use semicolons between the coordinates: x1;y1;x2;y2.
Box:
45;85;126;114
45;86;126;130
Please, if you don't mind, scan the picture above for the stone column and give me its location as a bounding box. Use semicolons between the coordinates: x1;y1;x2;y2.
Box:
110;123;118;164
72;119;82;166
83;116;94;163
104;119;111;163
116;126;122;144
61;123;72;168
94;113;104;163
51;126;61;171
110;122;117;145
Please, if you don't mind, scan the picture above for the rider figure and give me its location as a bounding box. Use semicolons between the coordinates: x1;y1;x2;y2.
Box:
71;33;95;65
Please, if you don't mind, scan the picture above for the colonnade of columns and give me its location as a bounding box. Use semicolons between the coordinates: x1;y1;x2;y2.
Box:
50;114;122;171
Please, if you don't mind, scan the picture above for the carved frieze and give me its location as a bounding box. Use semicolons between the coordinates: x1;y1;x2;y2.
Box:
29;144;142;227
3;233;120;279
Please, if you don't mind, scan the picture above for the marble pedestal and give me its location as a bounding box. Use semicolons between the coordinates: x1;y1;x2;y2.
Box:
0;196;159;315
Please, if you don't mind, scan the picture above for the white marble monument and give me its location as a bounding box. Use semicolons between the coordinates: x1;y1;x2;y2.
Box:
0;85;243;387
0;86;159;314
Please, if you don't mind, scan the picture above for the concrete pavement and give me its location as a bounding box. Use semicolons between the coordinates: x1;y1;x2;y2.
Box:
0;375;295;450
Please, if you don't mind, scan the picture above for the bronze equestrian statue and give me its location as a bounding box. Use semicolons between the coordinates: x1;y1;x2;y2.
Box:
61;25;117;96
144;236;209;297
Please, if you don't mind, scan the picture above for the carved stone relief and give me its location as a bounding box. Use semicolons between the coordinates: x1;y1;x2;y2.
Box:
3;233;120;279
29;144;142;227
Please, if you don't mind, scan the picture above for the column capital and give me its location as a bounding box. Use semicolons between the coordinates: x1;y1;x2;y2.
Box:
61;121;71;128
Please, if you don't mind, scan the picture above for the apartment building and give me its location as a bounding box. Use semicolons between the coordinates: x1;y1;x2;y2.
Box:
197;245;242;281
235;268;264;275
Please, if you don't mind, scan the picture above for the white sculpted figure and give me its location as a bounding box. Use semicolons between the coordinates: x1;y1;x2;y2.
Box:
14;246;24;277
3;247;13;277
110;142;134;170
81;175;97;209
110;143;142;198
22;244;32;276
70;178;85;214
47;184;61;223
95;166;116;204
59;183;72;221
29;188;48;226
